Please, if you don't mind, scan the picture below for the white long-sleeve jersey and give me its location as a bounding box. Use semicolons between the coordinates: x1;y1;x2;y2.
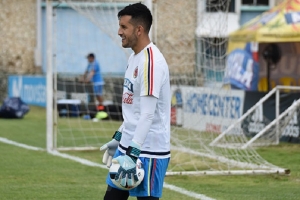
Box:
118;42;171;159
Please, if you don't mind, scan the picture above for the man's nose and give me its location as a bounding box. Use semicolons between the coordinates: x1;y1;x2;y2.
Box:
118;28;122;36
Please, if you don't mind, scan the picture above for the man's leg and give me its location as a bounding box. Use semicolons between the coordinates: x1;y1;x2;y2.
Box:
93;85;104;109
137;197;159;200
104;150;129;200
96;95;104;108
104;185;129;200
130;157;169;199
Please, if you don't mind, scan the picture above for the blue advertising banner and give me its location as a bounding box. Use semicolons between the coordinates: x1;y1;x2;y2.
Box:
8;76;46;107
225;48;259;91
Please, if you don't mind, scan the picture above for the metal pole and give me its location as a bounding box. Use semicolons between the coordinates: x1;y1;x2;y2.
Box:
267;62;271;91
46;0;53;152
35;0;42;67
210;87;278;146
275;88;280;144
144;0;153;40
242;98;300;149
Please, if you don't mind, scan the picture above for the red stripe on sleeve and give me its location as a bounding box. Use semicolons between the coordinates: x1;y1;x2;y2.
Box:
149;47;154;95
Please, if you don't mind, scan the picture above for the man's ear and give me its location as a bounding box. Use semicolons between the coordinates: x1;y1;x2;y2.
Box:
136;25;144;36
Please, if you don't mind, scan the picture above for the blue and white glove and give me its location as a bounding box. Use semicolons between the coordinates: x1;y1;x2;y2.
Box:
112;141;141;188
100;131;122;167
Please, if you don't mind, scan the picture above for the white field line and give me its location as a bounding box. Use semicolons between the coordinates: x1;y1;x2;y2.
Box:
0;137;215;200
163;183;216;200
0;137;44;151
49;150;108;169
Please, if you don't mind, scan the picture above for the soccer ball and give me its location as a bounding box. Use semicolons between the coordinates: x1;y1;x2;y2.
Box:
109;158;144;190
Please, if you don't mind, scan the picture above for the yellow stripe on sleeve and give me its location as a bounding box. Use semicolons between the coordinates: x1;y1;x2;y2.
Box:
143;49;149;95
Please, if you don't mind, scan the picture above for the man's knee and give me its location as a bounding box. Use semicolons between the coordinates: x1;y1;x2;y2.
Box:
104;185;129;200
137;197;159;200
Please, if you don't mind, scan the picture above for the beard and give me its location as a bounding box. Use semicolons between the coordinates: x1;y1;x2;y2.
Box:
122;31;138;49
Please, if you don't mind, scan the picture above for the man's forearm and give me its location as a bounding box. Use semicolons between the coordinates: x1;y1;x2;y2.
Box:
85;71;94;82
132;96;157;145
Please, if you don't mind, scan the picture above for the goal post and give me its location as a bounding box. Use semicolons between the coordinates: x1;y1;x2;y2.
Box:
46;0;53;152
242;97;300;149
211;85;300;150
210;87;278;147
45;0;289;176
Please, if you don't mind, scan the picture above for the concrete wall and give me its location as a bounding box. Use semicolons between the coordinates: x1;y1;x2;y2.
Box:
0;0;40;101
0;0;40;75
153;0;197;75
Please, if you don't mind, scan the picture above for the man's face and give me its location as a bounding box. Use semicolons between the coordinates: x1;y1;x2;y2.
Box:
88;57;94;63
118;15;138;49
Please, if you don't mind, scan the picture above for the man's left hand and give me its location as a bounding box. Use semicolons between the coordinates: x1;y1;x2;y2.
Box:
113;155;139;188
112;141;141;188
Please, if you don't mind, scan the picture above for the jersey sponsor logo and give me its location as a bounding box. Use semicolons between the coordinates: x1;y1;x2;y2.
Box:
122;92;133;104
133;66;138;78
124;78;133;92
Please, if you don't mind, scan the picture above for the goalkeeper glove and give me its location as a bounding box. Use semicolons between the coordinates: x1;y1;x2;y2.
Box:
113;141;141;188
100;131;122;167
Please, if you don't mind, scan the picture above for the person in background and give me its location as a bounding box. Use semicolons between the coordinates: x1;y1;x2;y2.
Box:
84;53;105;110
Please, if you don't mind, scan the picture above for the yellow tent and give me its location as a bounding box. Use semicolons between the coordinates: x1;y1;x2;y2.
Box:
228;0;300;52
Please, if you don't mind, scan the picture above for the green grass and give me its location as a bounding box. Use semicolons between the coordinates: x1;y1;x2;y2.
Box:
1;106;300;199
0;143;195;200
0;106;46;147
0;143;105;199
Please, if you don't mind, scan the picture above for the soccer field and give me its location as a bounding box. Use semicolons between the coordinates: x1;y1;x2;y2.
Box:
1;106;300;200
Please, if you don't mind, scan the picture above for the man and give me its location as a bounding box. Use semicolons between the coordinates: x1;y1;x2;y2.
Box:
101;3;171;200
84;53;105;109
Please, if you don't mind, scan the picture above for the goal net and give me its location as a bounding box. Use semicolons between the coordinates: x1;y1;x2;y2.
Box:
211;87;300;149
48;0;287;175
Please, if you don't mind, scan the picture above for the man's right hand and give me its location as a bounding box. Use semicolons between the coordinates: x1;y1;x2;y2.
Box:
100;131;122;167
77;75;85;83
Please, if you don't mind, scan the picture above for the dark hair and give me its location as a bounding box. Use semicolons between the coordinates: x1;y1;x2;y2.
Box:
118;3;152;33
87;53;95;58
